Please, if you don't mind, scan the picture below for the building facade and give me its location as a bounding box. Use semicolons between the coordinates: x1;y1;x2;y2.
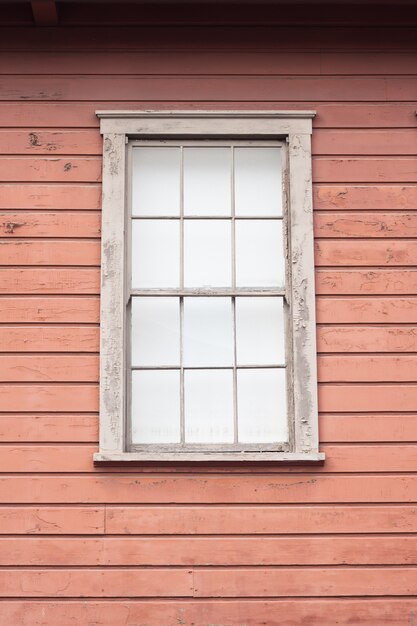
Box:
0;1;417;623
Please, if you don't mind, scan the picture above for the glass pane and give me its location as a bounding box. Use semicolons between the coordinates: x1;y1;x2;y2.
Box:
131;220;180;288
132;147;180;216
184;220;231;288
235;147;282;216
184;147;231;216
236;297;285;366
237;368;288;443
185;369;234;443
183;297;233;367
236;220;284;288
131;370;180;443
131;297;180;366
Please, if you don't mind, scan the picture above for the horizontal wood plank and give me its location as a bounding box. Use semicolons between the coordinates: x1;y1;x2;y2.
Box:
0;184;101;210
0;327;99;353
314;158;417;184
0;415;98;443
0;355;98;381
194;567;417;597
319;384;417;412
1;600;417;626
314;185;417;210
0;297;99;323
318;355;417;381
0;240;100;266
313;129;417;156
105;504;417;535
1;103;416;129
1;535;417;566
1;25;417;50
0;212;101;237
0;157;101;183
316;270;417;295
2;566;416;598
1;52;417;77
1;504;417;536
0;269;100;294
316;297;417;323
1;76;417;102
315;240;417;266
317;326;417;353
1;444;417;473
315;212;417;238
0;506;103;534
0;568;193;598
0;130;102;155
0;384;98;412
320;415;417;443
0;474;416;503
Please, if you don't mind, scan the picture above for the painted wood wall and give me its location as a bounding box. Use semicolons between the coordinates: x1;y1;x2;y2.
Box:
0;14;417;625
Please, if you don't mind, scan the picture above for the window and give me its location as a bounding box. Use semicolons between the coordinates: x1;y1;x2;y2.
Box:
95;111;323;463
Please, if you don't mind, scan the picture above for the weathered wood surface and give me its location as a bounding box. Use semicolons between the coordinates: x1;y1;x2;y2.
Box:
2;76;417;102
2;600;417;626
1;444;417;473
1;18;417;624
1;600;417;626
1;474;417;503
1;535;417;565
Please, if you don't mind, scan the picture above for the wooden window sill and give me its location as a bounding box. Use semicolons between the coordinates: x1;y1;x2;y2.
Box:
94;451;325;465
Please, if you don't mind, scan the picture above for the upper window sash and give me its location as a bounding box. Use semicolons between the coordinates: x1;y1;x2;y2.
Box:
94;111;324;465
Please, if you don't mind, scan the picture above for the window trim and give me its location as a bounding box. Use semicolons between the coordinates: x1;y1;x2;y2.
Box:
94;110;324;464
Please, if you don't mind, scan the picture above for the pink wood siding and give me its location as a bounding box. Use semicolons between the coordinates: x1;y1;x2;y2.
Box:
1;17;417;625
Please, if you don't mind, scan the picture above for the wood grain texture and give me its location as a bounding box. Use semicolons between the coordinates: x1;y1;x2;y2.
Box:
0;212;101;237
0;415;98;442
1;600;417;626
315;212;417;238
0;130;102;155
0;504;415;535
0;506;103;534
0;296;99;322
1;444;417;473
314;185;417;210
316;269;417;295
0;566;416;597
320;415;417;442
0;355;99;381
0;474;416;503
0;240;100;266
0;384;98;412
318;355;417;381
105;504;417;535
317;326;417;353
0;184;101;209
193;567;417;597
1;76;417;102
1;535;416;565
0;568;193;597
0;268;100;294
316;296;417;323
1;103;416;128
0;157;101;182
315;240;417;266
0;327;99;352
314;158;417;183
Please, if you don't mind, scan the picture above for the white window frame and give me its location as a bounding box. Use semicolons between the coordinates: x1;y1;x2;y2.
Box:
94;111;324;464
